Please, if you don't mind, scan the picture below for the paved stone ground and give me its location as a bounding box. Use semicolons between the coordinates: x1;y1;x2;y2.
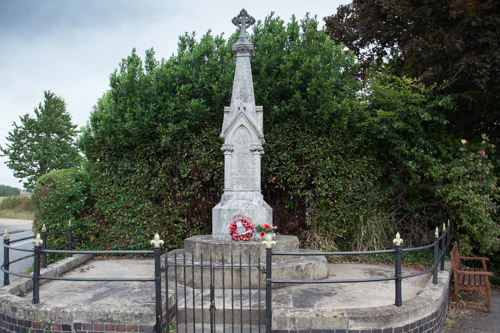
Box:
443;285;499;333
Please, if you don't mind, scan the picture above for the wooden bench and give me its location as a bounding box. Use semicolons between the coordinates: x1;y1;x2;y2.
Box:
450;241;493;312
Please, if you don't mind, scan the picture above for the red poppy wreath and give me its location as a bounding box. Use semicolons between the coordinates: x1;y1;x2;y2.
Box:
229;217;254;241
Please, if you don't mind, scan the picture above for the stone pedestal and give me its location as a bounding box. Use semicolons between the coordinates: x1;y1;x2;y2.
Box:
165;235;328;288
212;193;272;240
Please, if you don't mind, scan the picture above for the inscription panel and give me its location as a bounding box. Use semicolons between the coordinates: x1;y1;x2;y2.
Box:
230;126;255;190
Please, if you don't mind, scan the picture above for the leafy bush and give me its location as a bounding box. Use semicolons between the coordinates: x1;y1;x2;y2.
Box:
78;14;384;250
32;168;92;250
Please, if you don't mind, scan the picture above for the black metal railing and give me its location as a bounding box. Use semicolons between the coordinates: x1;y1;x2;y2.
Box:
2;222;451;333
263;227;451;332
1;226;165;333
165;250;265;332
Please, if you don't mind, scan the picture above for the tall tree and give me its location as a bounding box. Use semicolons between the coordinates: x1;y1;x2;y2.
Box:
324;0;500;141
1;91;82;189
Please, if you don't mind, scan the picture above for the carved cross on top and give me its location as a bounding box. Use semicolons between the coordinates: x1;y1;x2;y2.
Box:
232;9;255;38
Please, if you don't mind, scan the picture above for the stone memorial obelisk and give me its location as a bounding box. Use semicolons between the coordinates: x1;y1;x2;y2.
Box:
174;9;327;288
212;9;272;240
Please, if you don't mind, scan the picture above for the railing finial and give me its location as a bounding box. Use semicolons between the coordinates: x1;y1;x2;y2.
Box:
42;224;46;232
3;229;9;239
68;220;72;227
262;234;276;249
33;233;44;246
393;232;404;246
435;227;439;238
442;223;446;232
150;233;164;248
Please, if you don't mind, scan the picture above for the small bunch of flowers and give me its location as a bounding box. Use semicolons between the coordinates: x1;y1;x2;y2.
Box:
255;224;277;237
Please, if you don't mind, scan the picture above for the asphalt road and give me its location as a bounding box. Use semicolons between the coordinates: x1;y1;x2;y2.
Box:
0;218;33;285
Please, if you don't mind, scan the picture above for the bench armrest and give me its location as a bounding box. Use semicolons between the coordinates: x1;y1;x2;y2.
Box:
456;270;493;276
460;256;490;261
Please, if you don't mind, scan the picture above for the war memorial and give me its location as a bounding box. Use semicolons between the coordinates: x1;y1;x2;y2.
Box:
0;10;452;333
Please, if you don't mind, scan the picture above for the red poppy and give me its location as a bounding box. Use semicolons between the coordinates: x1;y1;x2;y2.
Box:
260;231;265;236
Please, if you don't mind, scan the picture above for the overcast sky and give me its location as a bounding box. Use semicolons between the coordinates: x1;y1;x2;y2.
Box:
0;0;348;189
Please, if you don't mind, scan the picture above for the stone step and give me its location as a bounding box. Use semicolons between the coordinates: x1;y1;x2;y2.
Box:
167;287;266;325
175;323;266;333
164;249;327;289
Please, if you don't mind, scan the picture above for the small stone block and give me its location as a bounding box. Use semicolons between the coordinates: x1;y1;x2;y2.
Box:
127;325;138;332
52;324;62;331
73;323;81;331
348;330;360;333
373;329;382;333
62;324;72;332
336;330;347;333
138;326;154;333
33;322;41;329
394;327;403;333
360;330;371;333
323;330;335;333
383;329;392;333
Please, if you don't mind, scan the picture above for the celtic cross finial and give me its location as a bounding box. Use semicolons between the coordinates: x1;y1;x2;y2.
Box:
4;229;8;239
232;9;255;38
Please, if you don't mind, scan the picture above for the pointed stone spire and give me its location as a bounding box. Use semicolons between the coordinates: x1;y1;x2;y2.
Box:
221;9;263;141
213;9;272;240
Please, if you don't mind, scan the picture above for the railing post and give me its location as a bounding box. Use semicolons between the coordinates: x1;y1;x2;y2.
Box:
3;229;10;286
433;228;439;284
41;224;47;268
262;234;276;333
68;220;73;257
151;234;164;333
32;233;43;304
393;233;403;307
440;223;446;271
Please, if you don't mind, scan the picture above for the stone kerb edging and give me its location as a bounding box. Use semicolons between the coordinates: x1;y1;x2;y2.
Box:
0;254;166;332
0;254;93;315
2;254;93;297
272;262;452;332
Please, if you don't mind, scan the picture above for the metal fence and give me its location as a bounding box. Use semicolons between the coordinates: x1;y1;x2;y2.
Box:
165;250;265;332
2;222;451;333
1;225;165;333
263;226;451;332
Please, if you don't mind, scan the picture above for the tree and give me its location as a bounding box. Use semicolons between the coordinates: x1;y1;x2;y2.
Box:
1;91;82;189
324;0;500;142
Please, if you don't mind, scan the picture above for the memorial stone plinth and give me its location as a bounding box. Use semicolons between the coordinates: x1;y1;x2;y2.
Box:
212;9;272;240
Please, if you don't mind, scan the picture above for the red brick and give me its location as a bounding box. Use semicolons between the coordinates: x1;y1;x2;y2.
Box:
116;325;126;332
127;325;138;332
94;323;105;331
83;324;94;331
105;324;116;331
